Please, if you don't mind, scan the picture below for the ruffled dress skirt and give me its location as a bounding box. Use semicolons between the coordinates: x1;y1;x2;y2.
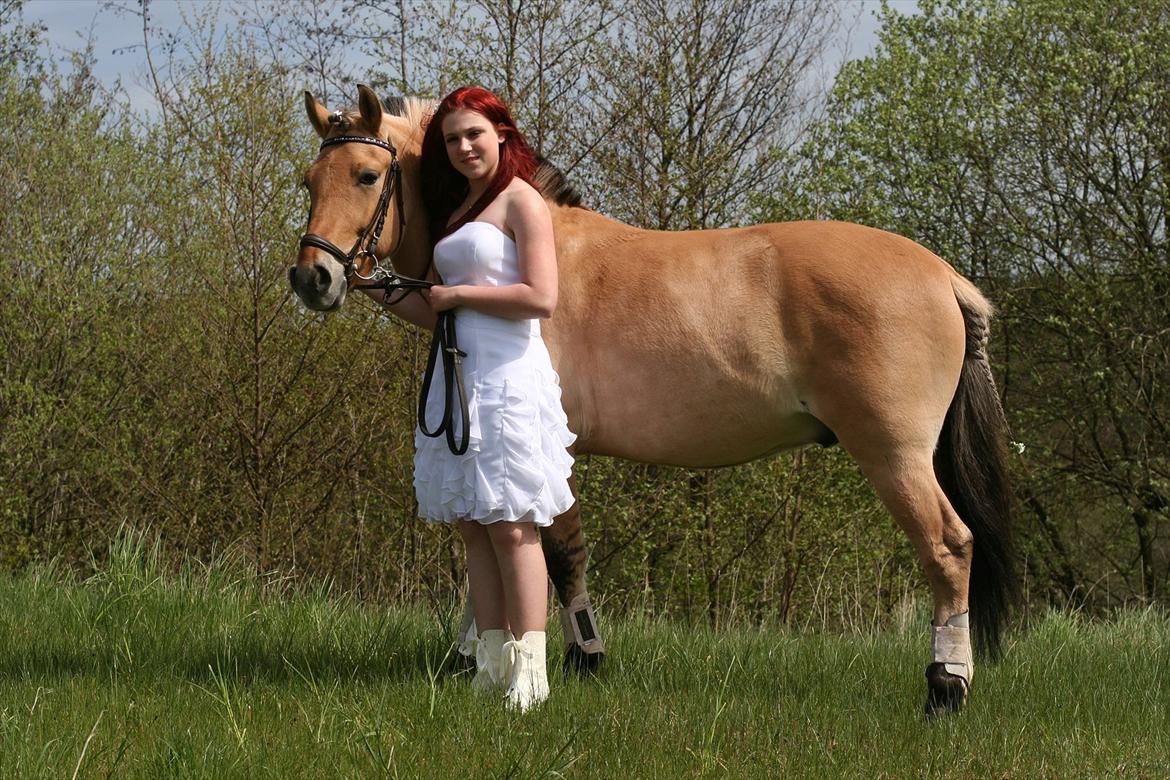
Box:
413;309;576;526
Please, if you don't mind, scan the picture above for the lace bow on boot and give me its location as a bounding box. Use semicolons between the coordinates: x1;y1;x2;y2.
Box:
502;630;549;711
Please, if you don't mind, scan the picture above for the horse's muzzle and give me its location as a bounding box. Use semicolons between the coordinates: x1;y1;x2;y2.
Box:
289;259;345;311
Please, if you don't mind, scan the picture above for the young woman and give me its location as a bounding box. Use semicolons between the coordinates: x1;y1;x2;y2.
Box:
378;86;575;710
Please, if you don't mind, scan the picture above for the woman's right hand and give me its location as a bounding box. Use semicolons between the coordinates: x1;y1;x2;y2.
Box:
428;284;464;313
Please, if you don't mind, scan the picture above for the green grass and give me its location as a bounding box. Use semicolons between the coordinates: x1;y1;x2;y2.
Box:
1;537;1166;779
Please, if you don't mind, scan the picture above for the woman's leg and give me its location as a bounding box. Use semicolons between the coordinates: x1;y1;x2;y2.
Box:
459;520;508;631
485;521;548;634
487;520;550;710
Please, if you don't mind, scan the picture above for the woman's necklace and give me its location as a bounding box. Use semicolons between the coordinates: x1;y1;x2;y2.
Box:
452;189;483;222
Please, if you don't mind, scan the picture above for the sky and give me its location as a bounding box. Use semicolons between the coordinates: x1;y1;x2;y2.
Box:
22;0;921;109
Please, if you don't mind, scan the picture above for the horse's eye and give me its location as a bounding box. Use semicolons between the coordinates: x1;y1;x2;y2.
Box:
359;171;379;186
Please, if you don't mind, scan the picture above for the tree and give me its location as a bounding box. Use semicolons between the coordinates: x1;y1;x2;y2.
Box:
589;0;838;230
4;1;943;631
0;20;166;565
0;0;42;66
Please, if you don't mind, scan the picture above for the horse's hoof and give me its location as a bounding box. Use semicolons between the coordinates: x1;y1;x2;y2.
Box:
562;644;604;676
924;662;969;718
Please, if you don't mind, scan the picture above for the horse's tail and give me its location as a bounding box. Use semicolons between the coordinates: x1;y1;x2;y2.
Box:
935;275;1018;660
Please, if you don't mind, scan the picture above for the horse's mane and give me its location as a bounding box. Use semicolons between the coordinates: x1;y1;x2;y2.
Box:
532;157;584;209
386;96;430;144
384;96;586;209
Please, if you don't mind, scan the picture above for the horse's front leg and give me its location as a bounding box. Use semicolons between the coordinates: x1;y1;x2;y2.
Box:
541;474;605;673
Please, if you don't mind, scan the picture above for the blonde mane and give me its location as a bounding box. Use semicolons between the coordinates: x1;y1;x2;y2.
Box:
398;96;433;138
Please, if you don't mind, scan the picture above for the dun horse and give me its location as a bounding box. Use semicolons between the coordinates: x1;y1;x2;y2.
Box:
290;86;1016;716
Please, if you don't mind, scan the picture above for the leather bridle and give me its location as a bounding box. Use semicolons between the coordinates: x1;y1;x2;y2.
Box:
298;134;427;301
298;133;469;455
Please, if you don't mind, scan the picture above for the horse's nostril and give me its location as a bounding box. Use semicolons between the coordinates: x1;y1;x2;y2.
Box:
313;262;331;293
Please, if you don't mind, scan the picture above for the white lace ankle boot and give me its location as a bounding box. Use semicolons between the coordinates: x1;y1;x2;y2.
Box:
503;630;549;712
471;629;514;693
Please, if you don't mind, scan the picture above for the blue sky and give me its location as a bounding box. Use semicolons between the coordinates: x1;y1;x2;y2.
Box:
23;0;920;109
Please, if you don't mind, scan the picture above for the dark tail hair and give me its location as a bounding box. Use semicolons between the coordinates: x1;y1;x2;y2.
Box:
934;279;1018;660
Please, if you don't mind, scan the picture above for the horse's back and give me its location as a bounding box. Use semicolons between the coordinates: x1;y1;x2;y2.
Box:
547;212;976;466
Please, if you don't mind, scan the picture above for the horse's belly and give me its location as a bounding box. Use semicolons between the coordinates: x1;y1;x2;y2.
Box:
581;380;833;468
635;415;832;467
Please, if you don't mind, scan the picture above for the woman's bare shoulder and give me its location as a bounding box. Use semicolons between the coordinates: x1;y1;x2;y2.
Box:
503;179;549;224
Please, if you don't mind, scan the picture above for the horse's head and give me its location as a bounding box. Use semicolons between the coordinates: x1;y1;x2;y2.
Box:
292;85;416;311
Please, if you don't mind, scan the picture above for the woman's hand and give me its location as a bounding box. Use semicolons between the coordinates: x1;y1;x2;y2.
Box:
428;284;463;313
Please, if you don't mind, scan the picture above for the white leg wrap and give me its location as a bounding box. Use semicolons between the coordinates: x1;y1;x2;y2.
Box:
559;592;605;654
931;611;974;684
457;599;477;658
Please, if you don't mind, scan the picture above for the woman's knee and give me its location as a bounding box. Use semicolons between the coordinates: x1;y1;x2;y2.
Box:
487;520;538;549
459;518;491;547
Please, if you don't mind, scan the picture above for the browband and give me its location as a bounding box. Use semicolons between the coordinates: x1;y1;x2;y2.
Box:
319;135;398;155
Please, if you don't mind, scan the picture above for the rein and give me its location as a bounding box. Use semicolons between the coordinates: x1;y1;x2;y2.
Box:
299;133;469;455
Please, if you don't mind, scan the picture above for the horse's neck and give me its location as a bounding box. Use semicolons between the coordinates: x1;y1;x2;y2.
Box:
393;223;433;280
393;172;433;279
379;114;433;279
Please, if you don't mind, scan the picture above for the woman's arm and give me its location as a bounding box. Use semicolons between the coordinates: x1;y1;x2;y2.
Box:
361;287;438;330
429;186;558;320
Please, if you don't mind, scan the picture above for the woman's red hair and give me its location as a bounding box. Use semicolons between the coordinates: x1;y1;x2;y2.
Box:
419;86;541;245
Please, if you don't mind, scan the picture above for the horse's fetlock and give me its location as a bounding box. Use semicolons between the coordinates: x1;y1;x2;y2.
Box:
931;611;974;684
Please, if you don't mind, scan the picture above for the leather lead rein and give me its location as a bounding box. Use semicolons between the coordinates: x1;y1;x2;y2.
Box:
417;311;470;455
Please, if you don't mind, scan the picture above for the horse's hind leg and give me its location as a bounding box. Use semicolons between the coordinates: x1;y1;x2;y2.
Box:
541;474;606;674
855;451;975;716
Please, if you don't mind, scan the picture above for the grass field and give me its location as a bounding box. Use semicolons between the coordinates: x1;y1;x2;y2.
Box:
1;538;1166;779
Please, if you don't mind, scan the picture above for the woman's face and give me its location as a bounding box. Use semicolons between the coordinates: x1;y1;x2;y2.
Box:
441;108;503;184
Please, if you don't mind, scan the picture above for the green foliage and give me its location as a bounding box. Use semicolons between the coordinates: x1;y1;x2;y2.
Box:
0;44;157;566
0;26;451;603
5;0;1166;631
578;449;911;631
0;3;908;631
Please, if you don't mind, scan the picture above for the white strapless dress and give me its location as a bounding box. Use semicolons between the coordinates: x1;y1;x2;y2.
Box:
413;221;576;526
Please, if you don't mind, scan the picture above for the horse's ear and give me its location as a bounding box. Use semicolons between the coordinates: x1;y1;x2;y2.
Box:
357;84;384;133
304;91;331;139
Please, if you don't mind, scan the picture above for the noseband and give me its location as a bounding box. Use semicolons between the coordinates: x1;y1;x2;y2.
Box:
298;133;469;455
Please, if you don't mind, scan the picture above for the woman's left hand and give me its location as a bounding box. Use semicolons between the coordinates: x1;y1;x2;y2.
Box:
428;284;462;313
